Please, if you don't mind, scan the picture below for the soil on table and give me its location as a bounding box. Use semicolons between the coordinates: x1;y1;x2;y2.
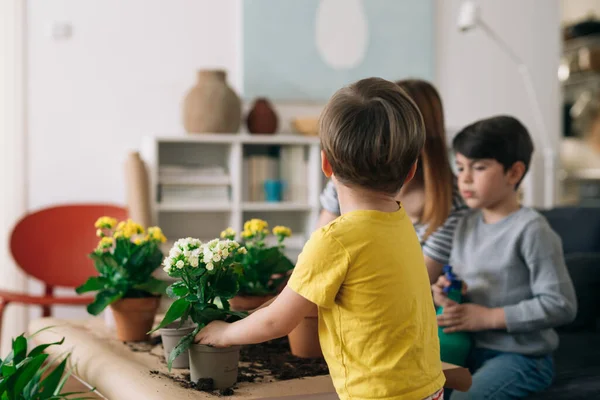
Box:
147;336;329;396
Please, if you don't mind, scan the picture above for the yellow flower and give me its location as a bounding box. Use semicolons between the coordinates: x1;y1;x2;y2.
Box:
94;216;117;230
220;227;236;240
147;226;167;243
241;230;254;239
244;219;269;235
114;219;144;239
273;226;292;238
96;229;104;238
134;237;144;245
96;236;114;251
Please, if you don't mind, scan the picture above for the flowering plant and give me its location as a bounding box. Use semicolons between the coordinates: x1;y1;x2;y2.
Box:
220;219;294;296
75;217;168;315
150;237;248;369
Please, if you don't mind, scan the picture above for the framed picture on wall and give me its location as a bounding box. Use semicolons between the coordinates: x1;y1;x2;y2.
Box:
242;0;434;101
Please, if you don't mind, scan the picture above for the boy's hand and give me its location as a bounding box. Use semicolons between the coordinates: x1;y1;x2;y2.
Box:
431;275;467;307
437;304;505;333
194;320;231;347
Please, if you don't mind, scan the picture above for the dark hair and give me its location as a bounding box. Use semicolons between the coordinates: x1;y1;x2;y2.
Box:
452;115;534;187
396;79;453;239
320;77;425;194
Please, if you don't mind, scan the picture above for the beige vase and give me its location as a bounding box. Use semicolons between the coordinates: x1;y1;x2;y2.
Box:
182;69;241;134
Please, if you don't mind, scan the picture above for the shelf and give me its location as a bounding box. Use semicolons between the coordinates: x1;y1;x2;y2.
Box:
159;176;231;186
563;168;600;181
242;202;312;211
157;201;232;212
153;133;320;145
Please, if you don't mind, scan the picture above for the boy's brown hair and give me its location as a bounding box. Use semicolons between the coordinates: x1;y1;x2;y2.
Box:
320;77;425;195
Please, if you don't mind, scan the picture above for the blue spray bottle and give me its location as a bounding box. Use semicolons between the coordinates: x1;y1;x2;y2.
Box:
436;265;472;366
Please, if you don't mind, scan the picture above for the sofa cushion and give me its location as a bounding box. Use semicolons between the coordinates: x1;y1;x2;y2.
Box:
540;207;600;254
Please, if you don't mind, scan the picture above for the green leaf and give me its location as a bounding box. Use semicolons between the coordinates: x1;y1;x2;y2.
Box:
1;364;16;379
213;271;239;300
167;326;200;371
13;335;28;365
148;298;189;334
225;310;248;321
197;305;228;324
38;357;67;399
166;282;188;298
75;277;108;294
134;277;168;295
9;353;48;400
272;256;295;274
27;337;65;359
86;289;123;316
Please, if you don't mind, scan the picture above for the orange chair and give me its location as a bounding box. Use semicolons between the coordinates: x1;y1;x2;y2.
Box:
0;204;128;343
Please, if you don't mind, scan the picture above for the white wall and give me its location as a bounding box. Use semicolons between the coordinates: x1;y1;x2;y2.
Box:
27;0;241;210
436;0;561;207
561;0;600;24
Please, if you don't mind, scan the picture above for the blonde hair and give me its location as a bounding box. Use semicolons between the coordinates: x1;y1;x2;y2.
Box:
320;77;425;195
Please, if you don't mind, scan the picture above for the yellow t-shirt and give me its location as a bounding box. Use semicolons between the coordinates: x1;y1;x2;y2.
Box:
288;206;445;400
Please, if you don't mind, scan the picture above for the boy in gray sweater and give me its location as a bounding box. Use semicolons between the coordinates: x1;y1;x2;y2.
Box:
433;115;577;400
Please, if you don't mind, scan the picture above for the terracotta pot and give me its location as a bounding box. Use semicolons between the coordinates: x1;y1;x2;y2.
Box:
189;344;241;390
246;98;278;134
229;294;275;312
110;297;160;342
288;304;322;358
159;322;195;369
182;69;241;134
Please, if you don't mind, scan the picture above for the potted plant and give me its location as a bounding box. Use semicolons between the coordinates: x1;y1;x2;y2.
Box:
75;217;168;342
150;237;248;389
0;332;92;399
220;219;294;311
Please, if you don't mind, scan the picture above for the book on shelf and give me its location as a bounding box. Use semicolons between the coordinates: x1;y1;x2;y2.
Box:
245;155;279;202
159;164;227;180
159;185;229;203
280;146;308;202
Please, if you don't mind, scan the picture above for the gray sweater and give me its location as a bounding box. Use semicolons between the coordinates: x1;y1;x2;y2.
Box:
450;207;577;356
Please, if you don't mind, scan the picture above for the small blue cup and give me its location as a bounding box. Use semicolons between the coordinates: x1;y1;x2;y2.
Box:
264;179;286;202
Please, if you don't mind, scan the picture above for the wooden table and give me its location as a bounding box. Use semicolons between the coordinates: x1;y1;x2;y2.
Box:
28;318;471;399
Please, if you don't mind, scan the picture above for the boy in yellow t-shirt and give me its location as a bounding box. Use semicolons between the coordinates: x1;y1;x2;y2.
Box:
195;77;445;400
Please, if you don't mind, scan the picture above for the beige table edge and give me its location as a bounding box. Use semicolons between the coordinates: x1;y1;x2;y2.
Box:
28;318;471;399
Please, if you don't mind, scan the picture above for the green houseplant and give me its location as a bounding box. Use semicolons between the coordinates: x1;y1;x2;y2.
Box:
150;237;248;389
0;332;93;399
220;219;294;311
75;217;168;341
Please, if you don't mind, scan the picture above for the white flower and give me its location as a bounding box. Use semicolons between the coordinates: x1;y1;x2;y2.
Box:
204;250;214;262
222;248;229;258
170;247;182;258
176;260;185;269
213;254;221;262
183;249;191;257
163;265;171;273
238;247;247;255
190;256;199;268
206;263;214;271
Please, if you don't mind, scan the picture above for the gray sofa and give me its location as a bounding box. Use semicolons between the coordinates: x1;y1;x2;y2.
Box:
529;207;600;399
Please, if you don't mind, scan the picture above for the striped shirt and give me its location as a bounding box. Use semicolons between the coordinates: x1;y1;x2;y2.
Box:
319;180;468;265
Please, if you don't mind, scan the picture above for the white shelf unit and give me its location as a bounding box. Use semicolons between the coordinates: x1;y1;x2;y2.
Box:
141;134;323;262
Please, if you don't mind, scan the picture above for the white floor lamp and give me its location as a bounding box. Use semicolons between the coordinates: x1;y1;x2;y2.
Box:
458;1;558;209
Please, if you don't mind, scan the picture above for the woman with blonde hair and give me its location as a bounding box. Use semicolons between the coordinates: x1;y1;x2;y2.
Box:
318;79;467;283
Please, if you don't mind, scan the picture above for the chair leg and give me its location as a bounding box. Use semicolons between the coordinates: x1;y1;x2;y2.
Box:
0;298;9;349
43;285;53;317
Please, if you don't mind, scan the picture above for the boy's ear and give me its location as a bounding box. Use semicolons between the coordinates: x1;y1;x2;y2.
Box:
507;161;526;186
403;161;418;184
321;150;333;178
